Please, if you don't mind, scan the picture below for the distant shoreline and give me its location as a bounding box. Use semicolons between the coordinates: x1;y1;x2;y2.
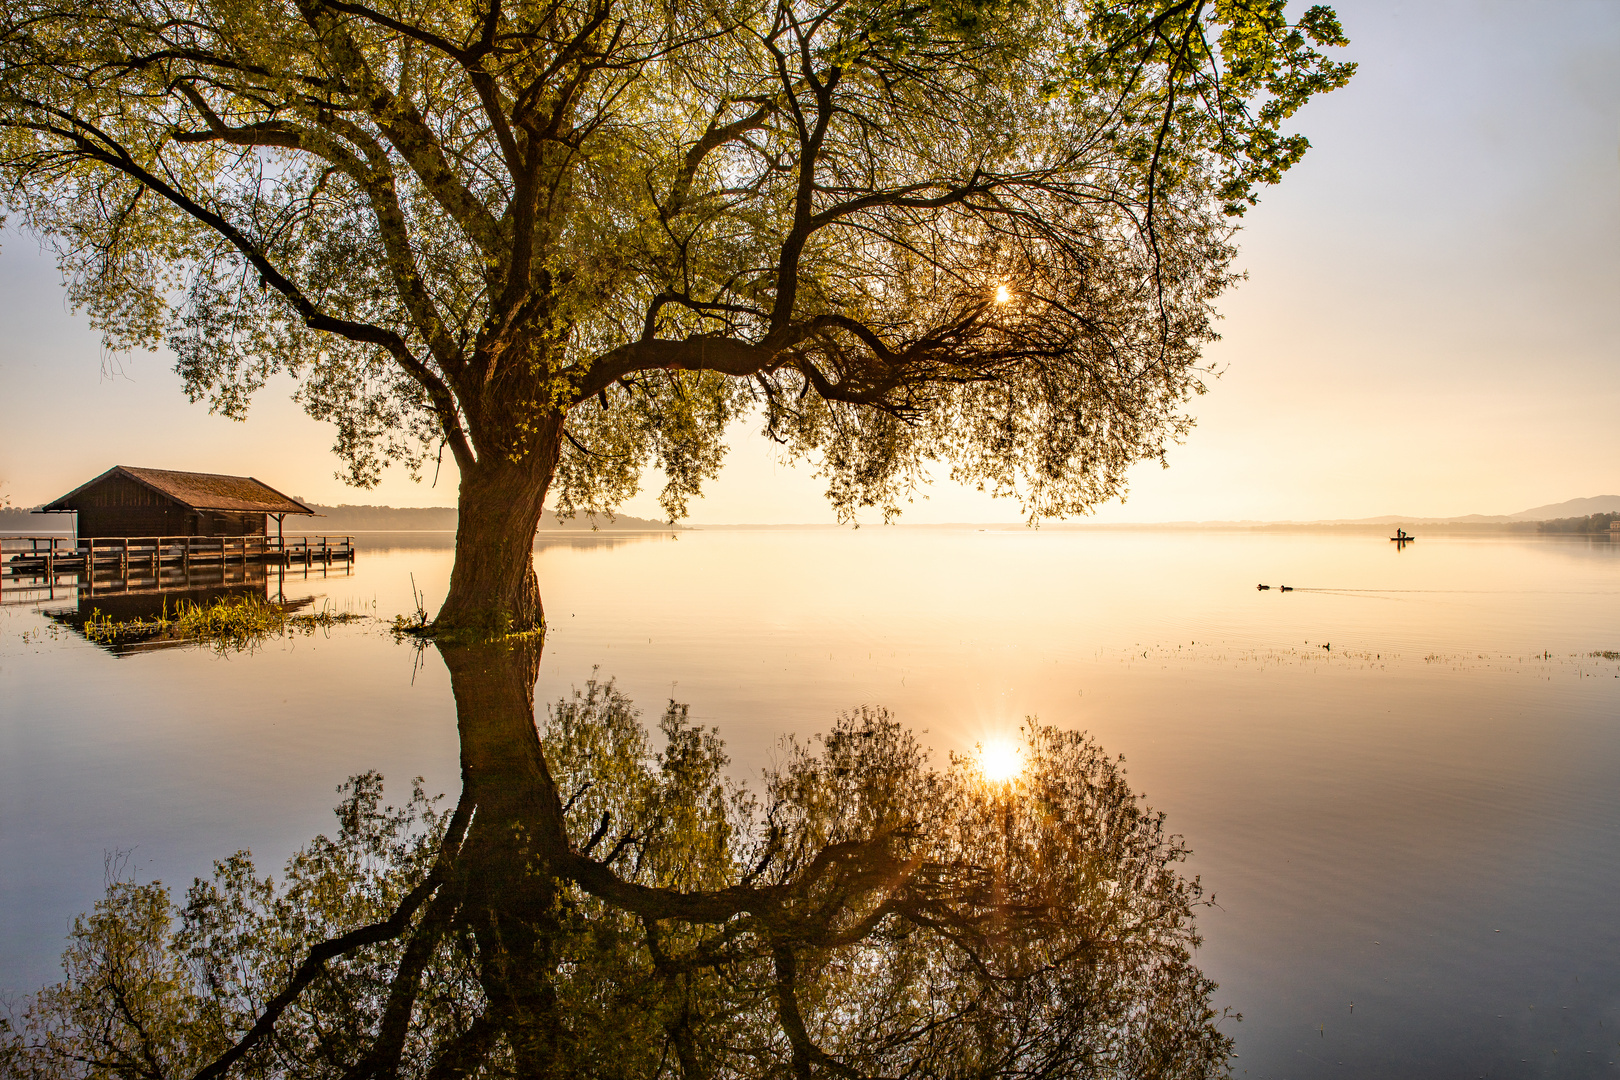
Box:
5;521;1611;537
4;501;1615;536
0;504;681;533
682;520;1615;535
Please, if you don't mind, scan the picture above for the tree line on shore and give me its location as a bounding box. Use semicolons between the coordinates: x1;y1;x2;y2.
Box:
0;505;678;532
1536;513;1620;535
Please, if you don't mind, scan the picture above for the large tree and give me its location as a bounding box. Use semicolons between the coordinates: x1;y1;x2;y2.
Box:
0;0;1351;633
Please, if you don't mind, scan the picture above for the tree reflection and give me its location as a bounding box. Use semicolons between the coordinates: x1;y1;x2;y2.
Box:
3;640;1232;1078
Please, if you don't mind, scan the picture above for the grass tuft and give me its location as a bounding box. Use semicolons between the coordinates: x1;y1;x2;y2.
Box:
81;594;366;652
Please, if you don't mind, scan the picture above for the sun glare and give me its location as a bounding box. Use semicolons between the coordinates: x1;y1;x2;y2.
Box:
979;738;1022;783
993;283;1012;304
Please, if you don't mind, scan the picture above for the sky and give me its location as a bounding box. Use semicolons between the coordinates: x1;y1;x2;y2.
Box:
1;0;1616;524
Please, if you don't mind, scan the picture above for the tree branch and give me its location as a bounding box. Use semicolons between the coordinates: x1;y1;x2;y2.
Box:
11;105;478;471
292;0;505;257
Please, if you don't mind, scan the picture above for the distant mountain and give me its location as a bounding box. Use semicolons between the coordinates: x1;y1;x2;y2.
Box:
1296;496;1620;527
5;496;1615;532
300;503;679;531
298;504;455;530
1505;496;1620;521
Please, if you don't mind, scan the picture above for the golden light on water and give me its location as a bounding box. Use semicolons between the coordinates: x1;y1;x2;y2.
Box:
979;738;1022;782
994;283;1011;304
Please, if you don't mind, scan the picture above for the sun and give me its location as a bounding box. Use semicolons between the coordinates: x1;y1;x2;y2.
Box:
979;738;1022;783
993;283;1012;304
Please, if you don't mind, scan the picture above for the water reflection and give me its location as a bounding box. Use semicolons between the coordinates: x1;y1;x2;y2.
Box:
36;565;338;656
8;531;1615;1075
3;638;1231;1078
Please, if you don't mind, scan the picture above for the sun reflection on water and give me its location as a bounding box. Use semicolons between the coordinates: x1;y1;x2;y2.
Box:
978;737;1022;782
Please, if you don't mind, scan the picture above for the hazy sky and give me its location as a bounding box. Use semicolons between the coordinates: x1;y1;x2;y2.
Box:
1;0;1616;523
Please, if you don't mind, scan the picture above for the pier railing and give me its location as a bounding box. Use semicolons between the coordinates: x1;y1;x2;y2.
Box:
0;534;355;602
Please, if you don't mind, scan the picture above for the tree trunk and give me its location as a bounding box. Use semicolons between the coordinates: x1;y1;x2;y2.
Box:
434;425;562;636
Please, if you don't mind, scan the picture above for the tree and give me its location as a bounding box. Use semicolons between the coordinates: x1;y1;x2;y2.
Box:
3;650;1234;1079
0;0;1351;633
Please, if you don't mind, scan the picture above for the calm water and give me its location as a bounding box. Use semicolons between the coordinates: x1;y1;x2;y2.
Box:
3;528;1618;1077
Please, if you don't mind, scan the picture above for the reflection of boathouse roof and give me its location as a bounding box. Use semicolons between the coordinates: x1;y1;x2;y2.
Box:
40;466;315;516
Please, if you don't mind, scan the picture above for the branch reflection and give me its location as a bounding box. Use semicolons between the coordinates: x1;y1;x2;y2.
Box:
3;639;1233;1078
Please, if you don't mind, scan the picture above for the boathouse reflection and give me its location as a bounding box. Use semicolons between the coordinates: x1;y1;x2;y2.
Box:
18;558;351;654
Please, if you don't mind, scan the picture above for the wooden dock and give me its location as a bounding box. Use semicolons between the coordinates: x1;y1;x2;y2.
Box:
1;534;355;604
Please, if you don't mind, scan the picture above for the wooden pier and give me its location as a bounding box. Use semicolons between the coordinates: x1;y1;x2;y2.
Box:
1;534;355;605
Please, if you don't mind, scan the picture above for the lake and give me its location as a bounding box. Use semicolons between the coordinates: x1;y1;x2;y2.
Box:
3;527;1618;1077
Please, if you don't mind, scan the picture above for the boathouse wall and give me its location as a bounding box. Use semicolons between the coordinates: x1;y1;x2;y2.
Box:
67;473;267;540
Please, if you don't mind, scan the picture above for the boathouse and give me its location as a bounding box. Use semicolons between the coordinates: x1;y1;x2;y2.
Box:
37;466;315;540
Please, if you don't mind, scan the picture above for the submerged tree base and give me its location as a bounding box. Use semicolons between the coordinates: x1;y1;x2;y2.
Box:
390;616;547;648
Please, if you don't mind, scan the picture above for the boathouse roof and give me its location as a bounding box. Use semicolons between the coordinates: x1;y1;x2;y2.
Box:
39;466;316;516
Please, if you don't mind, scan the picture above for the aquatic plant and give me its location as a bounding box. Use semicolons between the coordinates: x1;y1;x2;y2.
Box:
77;594;366;653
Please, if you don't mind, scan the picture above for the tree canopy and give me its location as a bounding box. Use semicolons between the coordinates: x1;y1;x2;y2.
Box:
0;0;1351;629
2;671;1232;1079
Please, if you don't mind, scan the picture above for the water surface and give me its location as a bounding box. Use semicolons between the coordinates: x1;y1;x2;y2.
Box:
2;528;1617;1077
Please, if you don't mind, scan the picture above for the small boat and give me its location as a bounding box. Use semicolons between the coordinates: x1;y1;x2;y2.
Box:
1390;529;1416;543
1279;585;1293;592
1257;584;1271;591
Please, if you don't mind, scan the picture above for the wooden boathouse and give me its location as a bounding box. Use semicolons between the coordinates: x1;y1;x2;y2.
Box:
2;467;355;602
37;465;315;539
